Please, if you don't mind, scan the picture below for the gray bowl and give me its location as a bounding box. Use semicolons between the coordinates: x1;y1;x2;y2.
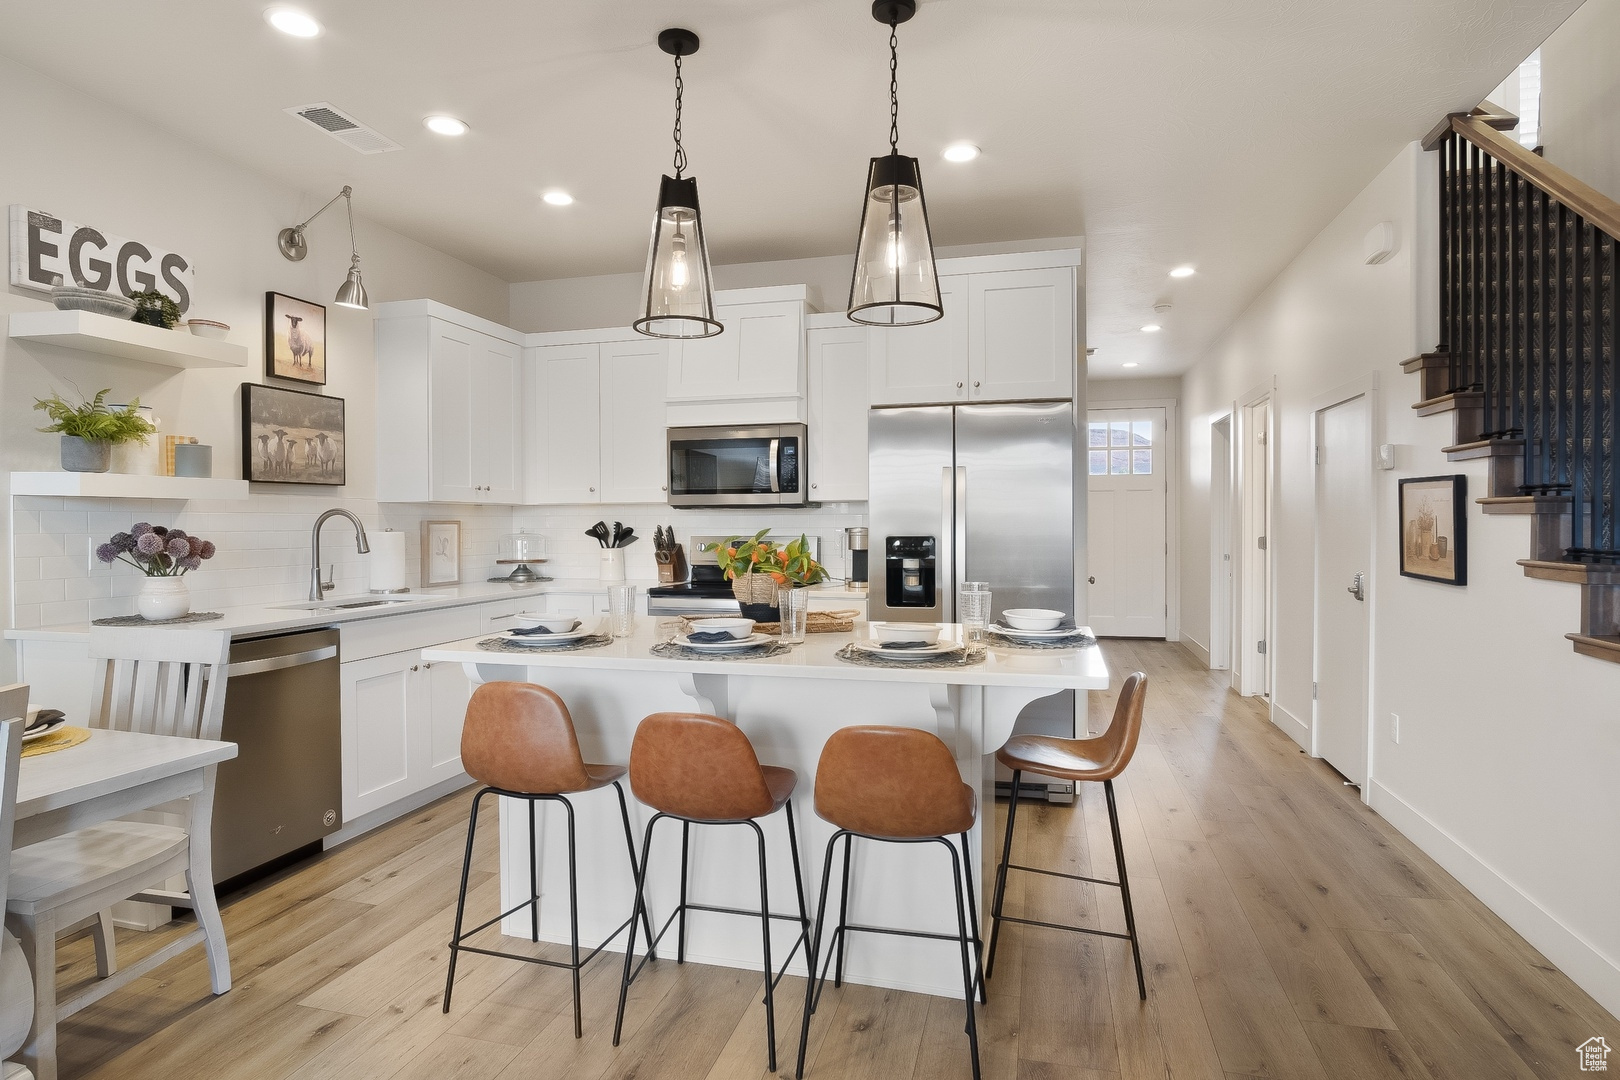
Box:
51;285;137;320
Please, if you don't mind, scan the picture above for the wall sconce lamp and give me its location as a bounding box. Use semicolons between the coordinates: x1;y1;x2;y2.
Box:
277;185;369;309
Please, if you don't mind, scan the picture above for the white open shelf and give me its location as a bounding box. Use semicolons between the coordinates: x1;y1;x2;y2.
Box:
10;472;249;500
9;309;249;370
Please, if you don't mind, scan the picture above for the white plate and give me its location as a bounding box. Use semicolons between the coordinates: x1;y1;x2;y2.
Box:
675;632;773;651
987;622;1086;639
22;718;66;742
852;638;961;659
504;625;596;646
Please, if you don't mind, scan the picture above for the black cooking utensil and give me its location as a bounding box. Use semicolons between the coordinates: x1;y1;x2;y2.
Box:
586;521;610;548
618;529;637;547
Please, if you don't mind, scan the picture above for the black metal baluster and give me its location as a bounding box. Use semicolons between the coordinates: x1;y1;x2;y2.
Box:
1607;231;1619;556
1534;190;1550;492
1439;136;1453;357
1572;218;1589;555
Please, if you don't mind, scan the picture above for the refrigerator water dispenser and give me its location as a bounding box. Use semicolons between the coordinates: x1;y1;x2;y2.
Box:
884;535;937;609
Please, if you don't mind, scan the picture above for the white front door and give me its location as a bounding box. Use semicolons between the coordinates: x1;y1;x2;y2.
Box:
1314;392;1373;784
1086;408;1167;637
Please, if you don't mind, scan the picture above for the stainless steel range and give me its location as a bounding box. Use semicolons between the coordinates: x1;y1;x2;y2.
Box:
646;533;821;616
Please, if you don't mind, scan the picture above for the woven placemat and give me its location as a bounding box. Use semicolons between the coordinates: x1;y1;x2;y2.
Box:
92;612;225;627
476;634;614;655
834;643;985;669
984;631;1097;651
21;726;91;758
650;640;794;662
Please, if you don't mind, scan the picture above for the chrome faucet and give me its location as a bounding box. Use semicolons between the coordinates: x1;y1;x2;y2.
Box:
310;509;370;601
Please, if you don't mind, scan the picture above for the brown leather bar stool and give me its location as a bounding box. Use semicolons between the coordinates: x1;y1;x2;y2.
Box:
442;682;655;1038
986;670;1149;999
613;712;812;1074
796;726;986;1080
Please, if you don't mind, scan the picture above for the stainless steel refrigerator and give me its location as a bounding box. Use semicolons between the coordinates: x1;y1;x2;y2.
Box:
868;401;1082;802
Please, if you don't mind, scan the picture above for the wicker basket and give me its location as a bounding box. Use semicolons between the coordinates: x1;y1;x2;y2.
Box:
730;572;783;606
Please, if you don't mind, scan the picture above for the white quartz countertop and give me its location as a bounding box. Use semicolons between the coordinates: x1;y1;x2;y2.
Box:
4;578;660;642
424;620;1108;690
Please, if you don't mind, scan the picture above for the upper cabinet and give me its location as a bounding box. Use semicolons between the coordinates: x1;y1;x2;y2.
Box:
667;285;808;425
869;260;1079;406
525;331;668;505
806;315;871;502
375;302;524;504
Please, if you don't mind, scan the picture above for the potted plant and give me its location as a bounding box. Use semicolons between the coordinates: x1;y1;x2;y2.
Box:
33;387;158;473
129;289;181;329
705;530;827;621
96;522;217;620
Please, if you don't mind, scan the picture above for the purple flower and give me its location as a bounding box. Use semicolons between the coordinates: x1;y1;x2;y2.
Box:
152;525;168;537
110;531;134;553
131;522;153;538
167;536;191;558
168;528;187;541
135;532;164;556
179;555;202;572
187;536;204;557
95;543;118;564
199;540;216;559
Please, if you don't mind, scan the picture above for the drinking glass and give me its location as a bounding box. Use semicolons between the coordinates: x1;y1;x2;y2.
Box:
777;587;811;643
608;584;637;638
958;581;992;643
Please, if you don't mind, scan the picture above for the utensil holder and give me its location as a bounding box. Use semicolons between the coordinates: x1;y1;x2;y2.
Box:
600;548;626;582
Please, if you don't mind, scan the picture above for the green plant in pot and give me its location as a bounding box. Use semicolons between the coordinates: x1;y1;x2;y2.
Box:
705;530;827;621
129;289;181;328
34;387;159;473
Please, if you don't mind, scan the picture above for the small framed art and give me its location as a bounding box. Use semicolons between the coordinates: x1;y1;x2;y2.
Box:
241;383;346;485
421;520;462;586
265;291;327;384
1398;474;1467;585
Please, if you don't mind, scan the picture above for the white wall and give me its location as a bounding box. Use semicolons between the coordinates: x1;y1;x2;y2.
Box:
1540;0;1620;200
1178;141;1620;1014
2;56;511;660
1087;376;1182;403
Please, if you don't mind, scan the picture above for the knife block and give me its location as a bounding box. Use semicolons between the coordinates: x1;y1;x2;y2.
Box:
657;544;690;584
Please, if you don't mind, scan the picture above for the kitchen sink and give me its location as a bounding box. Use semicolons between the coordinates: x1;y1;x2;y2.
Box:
269;597;423;612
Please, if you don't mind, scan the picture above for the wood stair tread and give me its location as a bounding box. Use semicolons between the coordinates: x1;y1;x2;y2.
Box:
1566;633;1620;664
1518;559;1620;584
1445;438;1524;459
1479;495;1571;515
1400;351;1450;372
1413;390;1482;416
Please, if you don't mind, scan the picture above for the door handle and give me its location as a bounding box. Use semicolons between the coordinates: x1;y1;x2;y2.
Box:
1346;571;1365;601
767;438;780;493
226;645;338;678
954;466;967;600
1088;576;1096;585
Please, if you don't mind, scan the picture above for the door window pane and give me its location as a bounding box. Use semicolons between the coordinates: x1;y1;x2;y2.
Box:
1110;449;1131;474
1110;421;1131;446
1132;420;1153;446
1089;450;1107;475
1088;423;1108;448
1133;449;1153;474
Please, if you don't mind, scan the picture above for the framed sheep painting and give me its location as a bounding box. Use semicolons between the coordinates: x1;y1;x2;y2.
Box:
241;383;346;486
265;291;327;384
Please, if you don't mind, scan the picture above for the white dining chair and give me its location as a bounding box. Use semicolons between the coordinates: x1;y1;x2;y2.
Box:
5;629;233;1080
0;707;37;1080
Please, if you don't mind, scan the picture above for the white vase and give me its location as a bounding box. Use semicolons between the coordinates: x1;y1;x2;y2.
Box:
137;576;191;621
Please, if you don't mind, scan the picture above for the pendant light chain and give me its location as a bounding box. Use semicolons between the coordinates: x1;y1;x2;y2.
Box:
672;52;688;178
888;19;900;155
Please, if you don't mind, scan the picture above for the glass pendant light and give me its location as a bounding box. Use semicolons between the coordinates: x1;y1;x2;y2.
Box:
634;28;722;339
848;0;941;327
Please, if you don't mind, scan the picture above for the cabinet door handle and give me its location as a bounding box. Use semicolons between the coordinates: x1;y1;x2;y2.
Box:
422;662;433;670
589;486;595;492
973;380;981;388
410;664;419;672
956;381;964;389
811;482;818;489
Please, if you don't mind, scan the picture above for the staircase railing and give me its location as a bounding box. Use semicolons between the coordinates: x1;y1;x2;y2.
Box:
1424;109;1620;561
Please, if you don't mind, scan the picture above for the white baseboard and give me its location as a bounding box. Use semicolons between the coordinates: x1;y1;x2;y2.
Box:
1271;701;1310;749
1368;778;1620;1018
1178;635;1210;667
326;773;473;850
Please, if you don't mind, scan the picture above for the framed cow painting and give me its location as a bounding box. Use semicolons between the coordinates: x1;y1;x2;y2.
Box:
241;383;346;486
265;291;327;384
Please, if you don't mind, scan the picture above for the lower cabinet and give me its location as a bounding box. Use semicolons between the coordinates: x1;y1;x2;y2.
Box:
338;648;471;822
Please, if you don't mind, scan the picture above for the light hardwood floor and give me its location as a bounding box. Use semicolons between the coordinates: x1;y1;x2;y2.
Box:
45;639;1620;1079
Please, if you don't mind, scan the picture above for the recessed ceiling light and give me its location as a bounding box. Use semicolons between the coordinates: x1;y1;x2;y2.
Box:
1170;265;1196;278
1123;362;1140;368
423;115;468;136
1140;324;1161;333
542;190;574;207
942;142;980;163
265;7;322;37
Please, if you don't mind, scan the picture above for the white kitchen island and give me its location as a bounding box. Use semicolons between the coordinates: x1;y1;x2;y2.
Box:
422;621;1108;998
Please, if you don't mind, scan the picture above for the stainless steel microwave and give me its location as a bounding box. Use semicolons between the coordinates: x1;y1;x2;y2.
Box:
666;423;808;508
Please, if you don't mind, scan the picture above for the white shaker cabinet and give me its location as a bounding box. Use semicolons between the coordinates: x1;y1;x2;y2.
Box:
339;651;473;822
375;302;525;504
967;266;1077;401
600;339;670;503
868;276;968;406
806;318;871;502
666;285;809;424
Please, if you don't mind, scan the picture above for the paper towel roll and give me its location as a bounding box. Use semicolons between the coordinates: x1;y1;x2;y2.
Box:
368;529;409;592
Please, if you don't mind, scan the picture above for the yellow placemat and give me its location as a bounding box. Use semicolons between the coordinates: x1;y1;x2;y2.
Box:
21;725;91;758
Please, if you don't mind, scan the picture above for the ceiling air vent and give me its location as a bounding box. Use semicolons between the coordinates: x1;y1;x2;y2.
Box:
284;102;402;155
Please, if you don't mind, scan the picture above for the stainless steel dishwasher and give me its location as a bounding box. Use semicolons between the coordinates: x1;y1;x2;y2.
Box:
213;627;342;885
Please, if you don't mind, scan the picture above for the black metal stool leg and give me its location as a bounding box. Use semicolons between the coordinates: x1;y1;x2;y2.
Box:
614;814;660;1047
527;799;540;942
563;797;583;1038
615;782;658;961
985;769;1022;979
442;787;488;1013
959;831;988;1005
797;830;843;1080
749;819;778;1072
678;820;691;964
833;834;853;987
785;800;812;949
1106;779;1147;1000
943;839;983;1080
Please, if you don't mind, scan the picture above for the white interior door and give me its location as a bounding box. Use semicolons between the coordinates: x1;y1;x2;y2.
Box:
1240;398;1272;696
1085;408;1167;637
1210;416;1233;670
1314;392;1373;784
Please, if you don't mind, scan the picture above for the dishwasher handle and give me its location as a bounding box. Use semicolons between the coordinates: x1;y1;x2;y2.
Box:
227;645;338;679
